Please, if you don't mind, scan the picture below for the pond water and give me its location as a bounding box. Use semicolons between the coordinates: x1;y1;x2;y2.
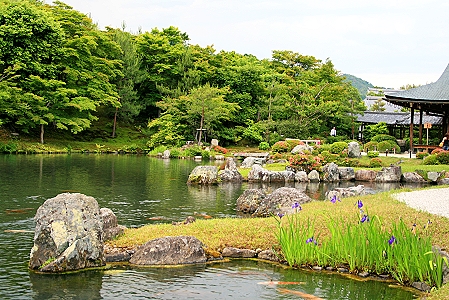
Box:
0;154;421;299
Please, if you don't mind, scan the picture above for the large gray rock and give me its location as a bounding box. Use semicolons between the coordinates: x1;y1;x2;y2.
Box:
248;164;271;182
326;185;366;200
308;170;320;182
295;171;309;182
401;172;426;183
280;171;296;182
162;149;170;159
236;189;267;214
291;144;313;154
219;158;243;182
348;141;361;158
222;247;256;258
338;167;355;181
375;166;402;182
322;163;340;182
29;193;104;272
129;236;206;265
100;208;126;241
187;166;219;184
427;171;440;183
240;157;265;168
355;170;377;181
252;187;312;217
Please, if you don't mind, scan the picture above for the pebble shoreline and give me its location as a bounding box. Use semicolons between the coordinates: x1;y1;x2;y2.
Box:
393;187;449;218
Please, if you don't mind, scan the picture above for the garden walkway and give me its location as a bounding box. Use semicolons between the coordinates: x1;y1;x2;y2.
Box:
393;188;449;219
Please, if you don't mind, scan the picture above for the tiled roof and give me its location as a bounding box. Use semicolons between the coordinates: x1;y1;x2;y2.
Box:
357;111;442;125
384;64;449;101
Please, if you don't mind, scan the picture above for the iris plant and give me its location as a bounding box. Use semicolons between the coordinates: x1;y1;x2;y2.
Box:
388;235;397;245
330;195;341;204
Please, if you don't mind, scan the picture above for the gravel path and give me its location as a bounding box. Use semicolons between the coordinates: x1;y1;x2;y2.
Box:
393;188;449;219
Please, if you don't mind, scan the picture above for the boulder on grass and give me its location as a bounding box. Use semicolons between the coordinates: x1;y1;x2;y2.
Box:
252;187;312;217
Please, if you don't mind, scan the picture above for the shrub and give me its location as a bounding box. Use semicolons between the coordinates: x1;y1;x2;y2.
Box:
364;141;378;152
367;151;379;158
212;145;228;154
371;134;397;144
423;154;439;165
289;154;323;172
316;144;332;154
286;139;304;151
376;141;400;153
201;150;211;159
436;151;449;165
185;145;203;157
416;152;430;159
431;148;444;155
330;142;348;155
320;150;339;164
369;157;383;168
258;142;270;151
272;141;290;153
0;141;18;153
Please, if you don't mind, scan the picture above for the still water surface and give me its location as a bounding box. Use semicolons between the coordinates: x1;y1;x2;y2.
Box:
0;154;420;299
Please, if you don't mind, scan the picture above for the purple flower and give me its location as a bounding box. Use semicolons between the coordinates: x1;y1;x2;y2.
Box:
330;195;340;203
360;215;369;223
388;235;396;245
292;202;301;210
277;213;284;219
306;237;317;245
356;200;363;209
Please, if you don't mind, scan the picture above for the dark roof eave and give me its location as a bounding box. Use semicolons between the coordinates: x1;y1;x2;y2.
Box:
383;96;449;105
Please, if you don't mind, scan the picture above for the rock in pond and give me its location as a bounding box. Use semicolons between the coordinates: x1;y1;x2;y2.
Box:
236;189;267;214
187;166;219;184
129;236;207;265
29;193;104;272
101;208;126;241
219;157;243;182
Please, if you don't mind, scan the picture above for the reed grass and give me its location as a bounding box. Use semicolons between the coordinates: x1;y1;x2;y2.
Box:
276;197;449;289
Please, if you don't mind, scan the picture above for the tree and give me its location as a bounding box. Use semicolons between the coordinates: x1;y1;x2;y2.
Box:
108;25;145;137
136;26;190;119
149;84;239;146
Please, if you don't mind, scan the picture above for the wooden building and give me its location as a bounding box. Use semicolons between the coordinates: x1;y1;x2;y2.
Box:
383;64;449;152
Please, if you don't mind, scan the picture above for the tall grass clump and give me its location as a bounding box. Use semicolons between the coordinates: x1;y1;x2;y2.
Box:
276;197;448;289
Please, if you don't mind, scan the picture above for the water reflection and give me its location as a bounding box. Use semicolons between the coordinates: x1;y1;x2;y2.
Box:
30;272;103;300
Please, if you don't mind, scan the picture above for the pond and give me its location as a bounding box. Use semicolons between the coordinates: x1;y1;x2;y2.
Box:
0;154;421;299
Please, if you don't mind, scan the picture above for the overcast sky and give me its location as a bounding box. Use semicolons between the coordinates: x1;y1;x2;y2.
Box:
60;0;449;89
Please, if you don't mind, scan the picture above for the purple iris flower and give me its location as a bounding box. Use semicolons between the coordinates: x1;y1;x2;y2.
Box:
357;200;363;209
330;195;340;203
388;235;396;245
277;213;285;219
306;237;317;245
292;202;301;210
360;215;369;223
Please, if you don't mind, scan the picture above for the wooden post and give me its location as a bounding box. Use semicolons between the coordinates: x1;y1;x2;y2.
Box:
419;109;423;144
409;107;414;157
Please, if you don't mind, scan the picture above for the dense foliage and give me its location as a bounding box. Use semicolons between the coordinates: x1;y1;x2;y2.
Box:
0;0;365;146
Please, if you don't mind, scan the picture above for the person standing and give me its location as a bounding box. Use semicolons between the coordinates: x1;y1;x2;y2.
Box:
330;127;336;137
441;132;449;150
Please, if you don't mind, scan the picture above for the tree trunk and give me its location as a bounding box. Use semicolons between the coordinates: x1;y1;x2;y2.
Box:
112;107;118;138
40;124;44;144
198;106;204;146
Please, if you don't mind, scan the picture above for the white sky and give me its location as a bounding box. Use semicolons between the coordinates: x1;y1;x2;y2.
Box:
59;0;449;89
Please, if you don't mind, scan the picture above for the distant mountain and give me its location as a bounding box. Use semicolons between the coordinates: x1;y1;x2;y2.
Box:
342;74;374;99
